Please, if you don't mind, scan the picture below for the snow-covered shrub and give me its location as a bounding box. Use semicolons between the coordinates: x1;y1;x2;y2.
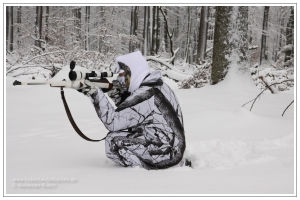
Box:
179;62;211;89
273;44;294;69
6;33;136;79
250;67;294;92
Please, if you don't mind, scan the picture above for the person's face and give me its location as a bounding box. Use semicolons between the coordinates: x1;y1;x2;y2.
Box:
125;73;131;89
116;62;131;90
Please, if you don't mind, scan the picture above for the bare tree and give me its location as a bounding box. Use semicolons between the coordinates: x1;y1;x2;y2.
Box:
155;6;160;54
7;6;14;52
17;6;22;49
163;8;168;52
129;6;135;52
197;6;209;64
45;6;49;45
151;6;158;55
260;6;270;65
147;7;151;55
74;6;81;46
184;6;191;63
143;6;150;55
98;6;104;52
85;6;90;51
6;7;9;48
35;6;43;49
278;7;286;54
237;6;249;64
129;6;139;53
159;6;176;64
284;6;294;64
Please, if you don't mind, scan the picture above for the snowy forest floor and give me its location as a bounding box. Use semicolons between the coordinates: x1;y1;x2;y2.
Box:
5;65;295;195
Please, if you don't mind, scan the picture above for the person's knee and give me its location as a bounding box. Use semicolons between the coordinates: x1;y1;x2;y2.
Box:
105;131;129;154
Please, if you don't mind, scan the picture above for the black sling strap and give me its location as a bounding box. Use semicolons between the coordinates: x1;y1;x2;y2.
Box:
60;88;106;142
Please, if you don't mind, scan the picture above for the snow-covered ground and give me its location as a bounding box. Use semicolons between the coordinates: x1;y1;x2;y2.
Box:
5;65;295;195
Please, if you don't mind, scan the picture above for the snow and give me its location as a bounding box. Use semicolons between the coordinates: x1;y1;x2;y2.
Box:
5;64;295;196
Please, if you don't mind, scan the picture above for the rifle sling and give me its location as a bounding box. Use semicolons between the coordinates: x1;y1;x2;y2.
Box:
60;88;105;142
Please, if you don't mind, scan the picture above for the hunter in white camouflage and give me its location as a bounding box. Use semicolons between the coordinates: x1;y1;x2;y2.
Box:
88;51;186;169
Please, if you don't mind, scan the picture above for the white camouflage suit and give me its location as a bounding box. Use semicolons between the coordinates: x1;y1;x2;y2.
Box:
88;51;186;170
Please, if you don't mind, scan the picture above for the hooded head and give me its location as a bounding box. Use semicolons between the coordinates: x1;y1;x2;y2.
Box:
115;51;150;93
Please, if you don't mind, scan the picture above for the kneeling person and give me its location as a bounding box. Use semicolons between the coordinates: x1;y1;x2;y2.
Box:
80;51;186;170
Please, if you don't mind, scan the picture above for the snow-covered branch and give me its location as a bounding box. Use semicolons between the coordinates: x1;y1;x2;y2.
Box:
6;65;62;76
242;79;294;111
179;62;211;89
22;51;68;65
282;100;294;116
146;54;190;76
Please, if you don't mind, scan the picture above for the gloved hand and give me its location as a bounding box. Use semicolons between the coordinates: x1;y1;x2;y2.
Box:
107;88;122;105
75;80;100;96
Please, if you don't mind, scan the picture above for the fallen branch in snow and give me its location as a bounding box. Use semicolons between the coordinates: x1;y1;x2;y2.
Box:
146;48;179;68
251;67;293;92
242;79;294;111
146;53;192;81
179;62;211;89
146;49;191;76
282;100;294;117
249;46;259;50
206;47;213;54
259;76;278;94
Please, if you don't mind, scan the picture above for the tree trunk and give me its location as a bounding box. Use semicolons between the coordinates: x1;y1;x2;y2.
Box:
211;6;233;85
184;7;191;63
6;7;9;49
159;6;175;65
85;6;90;51
156;7;160;54
284;6;294;64
143;6;149;55
207;7;215;41
129;6;139;53
129;6;134;52
8;6;14;52
45;6;49;45
74;6;82;45
260;6;270;65
204;8;210;58
278;7;285;52
134;6;139;50
151;6;157;55
237;6;249;63
99;6;104;52
78;7;82;44
197;6;209;64
35;6;43;49
17;6;22;49
148;7;151;55
164;8;168;52
175;7;180;40
274;8;280;62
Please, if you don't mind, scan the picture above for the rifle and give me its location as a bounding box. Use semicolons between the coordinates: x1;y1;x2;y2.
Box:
13;61;116;92
12;61;126;142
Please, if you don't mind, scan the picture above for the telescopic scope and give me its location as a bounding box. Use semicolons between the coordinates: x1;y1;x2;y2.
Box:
68;61;113;81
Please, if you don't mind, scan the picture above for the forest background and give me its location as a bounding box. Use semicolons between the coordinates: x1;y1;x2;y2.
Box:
5;5;294;91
